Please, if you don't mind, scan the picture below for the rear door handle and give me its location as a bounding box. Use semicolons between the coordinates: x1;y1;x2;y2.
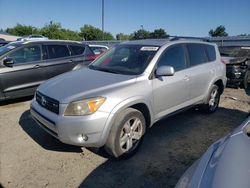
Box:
34;65;40;68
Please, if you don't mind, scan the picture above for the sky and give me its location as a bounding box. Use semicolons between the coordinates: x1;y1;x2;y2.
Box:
0;0;249;37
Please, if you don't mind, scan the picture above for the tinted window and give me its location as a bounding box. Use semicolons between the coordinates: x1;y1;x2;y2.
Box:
47;45;70;59
187;44;208;66
157;45;186;71
0;42;22;56
206;45;216;61
8;45;41;64
69;45;85;56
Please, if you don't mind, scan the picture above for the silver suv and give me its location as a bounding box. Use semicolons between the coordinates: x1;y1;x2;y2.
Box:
30;39;226;158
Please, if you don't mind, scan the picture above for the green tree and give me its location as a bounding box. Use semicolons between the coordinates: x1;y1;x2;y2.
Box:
149;28;169;39
116;33;131;40
40;21;63;39
60;28;82;41
209;25;228;37
103;32;115;40
80;24;114;40
131;29;150;40
6;23;39;36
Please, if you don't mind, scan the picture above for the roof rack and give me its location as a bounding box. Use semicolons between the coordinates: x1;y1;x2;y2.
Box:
169;36;210;42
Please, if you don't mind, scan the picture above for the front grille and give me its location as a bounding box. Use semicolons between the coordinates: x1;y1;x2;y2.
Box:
36;91;59;114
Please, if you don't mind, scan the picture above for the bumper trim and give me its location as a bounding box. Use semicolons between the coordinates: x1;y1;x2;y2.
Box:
33;115;58;137
31;107;55;125
30;108;58;138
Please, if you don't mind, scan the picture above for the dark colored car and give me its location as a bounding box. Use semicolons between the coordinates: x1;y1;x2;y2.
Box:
219;46;250;89
0;39;9;47
0;40;96;101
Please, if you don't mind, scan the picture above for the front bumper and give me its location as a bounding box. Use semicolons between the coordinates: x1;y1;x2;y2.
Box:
30;99;112;147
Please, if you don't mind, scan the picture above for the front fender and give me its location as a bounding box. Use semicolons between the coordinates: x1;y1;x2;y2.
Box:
98;96;153;146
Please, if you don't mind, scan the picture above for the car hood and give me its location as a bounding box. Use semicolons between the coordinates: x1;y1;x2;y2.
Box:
176;117;250;188
222;56;249;65
37;68;137;103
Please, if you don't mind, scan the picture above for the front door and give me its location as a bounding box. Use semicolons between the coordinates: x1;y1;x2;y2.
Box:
0;45;44;99
152;44;189;120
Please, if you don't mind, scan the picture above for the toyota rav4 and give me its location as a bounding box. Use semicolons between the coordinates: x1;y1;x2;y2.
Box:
30;39;227;158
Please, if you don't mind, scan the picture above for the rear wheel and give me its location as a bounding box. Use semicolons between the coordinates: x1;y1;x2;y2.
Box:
202;85;220;113
105;108;146;159
240;70;250;89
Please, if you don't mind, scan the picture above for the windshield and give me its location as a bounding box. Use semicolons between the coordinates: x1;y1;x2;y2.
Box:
0;42;22;56
89;44;159;75
219;46;250;58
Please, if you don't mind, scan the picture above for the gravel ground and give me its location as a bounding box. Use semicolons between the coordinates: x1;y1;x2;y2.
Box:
0;88;249;188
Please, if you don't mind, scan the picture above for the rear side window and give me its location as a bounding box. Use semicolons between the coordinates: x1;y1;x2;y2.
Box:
157;44;186;71
206;45;216;61
69;45;85;56
8;45;41;64
47;45;70;59
187;44;208;66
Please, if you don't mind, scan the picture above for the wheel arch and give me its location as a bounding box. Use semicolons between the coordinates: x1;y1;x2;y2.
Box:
214;79;224;95
99;96;153;147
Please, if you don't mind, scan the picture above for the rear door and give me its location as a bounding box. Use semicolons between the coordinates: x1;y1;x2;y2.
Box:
41;44;75;80
0;44;44;98
185;43;216;100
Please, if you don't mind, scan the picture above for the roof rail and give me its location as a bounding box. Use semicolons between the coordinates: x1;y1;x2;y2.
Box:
169;36;210;42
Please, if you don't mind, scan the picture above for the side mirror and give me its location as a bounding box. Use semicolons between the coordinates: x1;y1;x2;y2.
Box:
3;58;14;67
156;66;175;77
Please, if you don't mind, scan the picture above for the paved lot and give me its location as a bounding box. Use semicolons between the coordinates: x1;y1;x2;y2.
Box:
0;88;249;188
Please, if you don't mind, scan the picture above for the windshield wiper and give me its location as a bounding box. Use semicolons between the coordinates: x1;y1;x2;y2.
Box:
89;65;120;74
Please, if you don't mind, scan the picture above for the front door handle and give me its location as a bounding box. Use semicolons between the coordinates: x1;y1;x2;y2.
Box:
34;65;40;68
184;75;190;81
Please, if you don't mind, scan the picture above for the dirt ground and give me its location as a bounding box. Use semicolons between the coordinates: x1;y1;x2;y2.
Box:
0;88;249;188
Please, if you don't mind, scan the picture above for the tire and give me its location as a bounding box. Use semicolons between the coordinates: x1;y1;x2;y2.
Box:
201;85;220;113
104;108;146;159
240;70;250;89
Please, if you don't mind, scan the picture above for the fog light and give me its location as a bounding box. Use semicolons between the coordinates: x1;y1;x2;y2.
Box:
78;134;88;142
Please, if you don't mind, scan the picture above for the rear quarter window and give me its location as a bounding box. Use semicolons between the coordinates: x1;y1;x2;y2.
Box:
187;44;208;66
69;45;85;56
206;45;216;61
47;45;70;59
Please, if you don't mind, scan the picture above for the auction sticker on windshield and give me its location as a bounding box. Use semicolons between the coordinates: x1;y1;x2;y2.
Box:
140;46;159;51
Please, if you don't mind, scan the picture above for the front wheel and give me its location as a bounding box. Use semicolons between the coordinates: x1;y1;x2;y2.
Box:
201;85;220;113
105;108;146;159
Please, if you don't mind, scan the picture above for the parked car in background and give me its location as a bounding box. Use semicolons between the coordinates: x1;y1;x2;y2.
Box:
219;46;250;89
0;40;95;101
89;44;109;56
176;116;250;188
0;39;9;47
17;35;49;41
30;39;226;158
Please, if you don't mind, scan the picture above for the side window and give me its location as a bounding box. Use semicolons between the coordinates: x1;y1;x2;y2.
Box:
8;45;41;64
187;44;208;66
47;45;70;59
157;45;186;71
206;45;216;61
69;45;85;56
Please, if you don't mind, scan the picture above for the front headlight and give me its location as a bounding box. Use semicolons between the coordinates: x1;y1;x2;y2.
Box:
64;97;106;116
